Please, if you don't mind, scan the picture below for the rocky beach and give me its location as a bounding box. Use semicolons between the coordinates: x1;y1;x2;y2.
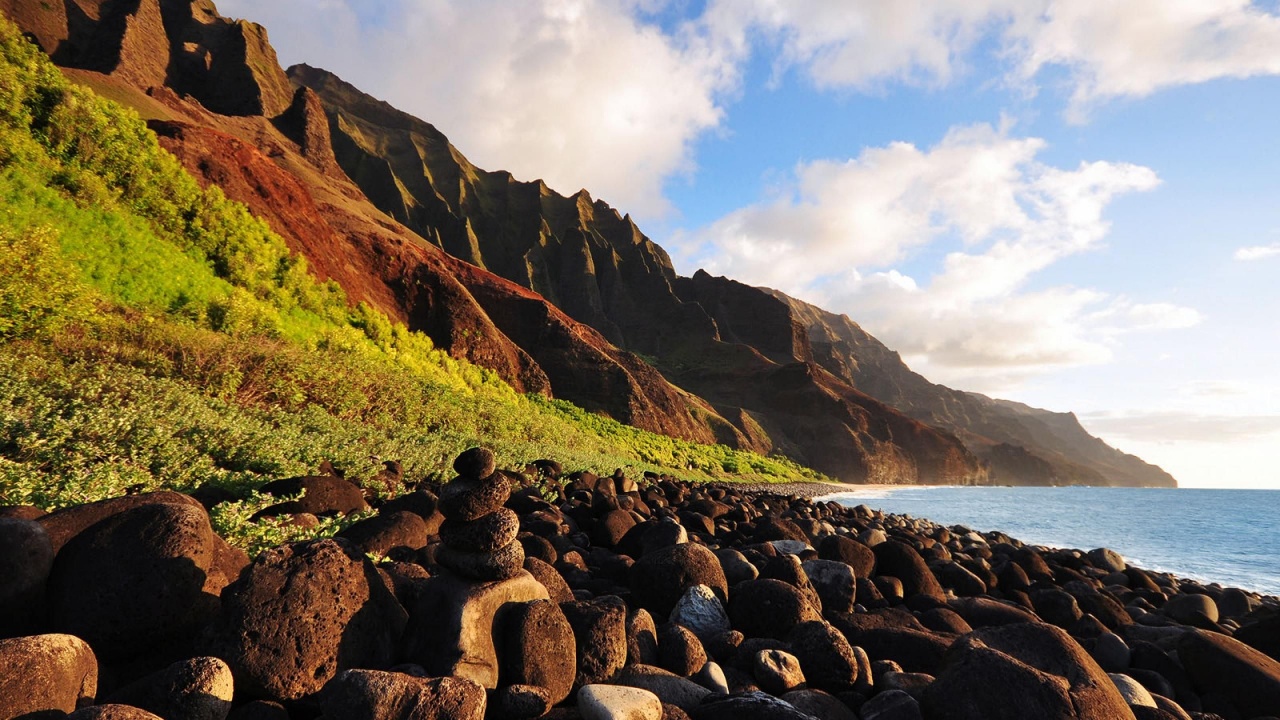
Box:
2;449;1278;720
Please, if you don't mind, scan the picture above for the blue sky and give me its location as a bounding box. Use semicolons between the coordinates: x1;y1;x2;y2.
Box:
219;0;1280;488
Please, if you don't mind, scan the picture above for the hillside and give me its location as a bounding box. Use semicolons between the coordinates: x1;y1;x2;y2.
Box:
289;62;1172;487
1;0;1174;487
0;9;832;548
765;289;1177;487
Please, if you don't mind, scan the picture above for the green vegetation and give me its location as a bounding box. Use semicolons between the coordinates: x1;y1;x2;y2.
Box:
0;17;825;551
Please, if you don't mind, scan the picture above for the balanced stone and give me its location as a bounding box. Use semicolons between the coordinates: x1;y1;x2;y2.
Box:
440;507;520;553
439;474;511;523
436;539;526;581
437;448;522;582
454;446;497;480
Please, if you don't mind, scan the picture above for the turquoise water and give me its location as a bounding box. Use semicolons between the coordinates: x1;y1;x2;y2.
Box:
819;486;1280;596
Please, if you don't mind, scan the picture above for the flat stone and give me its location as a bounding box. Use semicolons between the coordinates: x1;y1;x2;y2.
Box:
769;540;811;556
577;684;662;720
403;570;549;688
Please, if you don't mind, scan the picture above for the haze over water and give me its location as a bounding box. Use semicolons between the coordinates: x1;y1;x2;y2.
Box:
822;486;1280;596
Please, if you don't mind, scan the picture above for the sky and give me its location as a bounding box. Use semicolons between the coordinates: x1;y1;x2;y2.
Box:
217;0;1280;489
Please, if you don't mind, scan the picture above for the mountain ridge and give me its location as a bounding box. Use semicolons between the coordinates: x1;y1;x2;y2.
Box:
3;0;1174;486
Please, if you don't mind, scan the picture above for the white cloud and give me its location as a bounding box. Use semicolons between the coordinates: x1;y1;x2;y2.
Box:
211;0;1280;221
1235;242;1280;260
216;0;735;220
1081;410;1280;443
676;122;1200;388
700;0;1021;90
700;1;1280;118
1009;0;1280;120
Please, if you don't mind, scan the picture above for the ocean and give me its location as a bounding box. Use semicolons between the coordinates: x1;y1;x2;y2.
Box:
818;486;1280;597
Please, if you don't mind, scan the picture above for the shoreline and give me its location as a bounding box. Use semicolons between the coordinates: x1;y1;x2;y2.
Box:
6;461;1280;718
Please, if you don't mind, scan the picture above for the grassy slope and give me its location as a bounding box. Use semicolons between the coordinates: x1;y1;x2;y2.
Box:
0;18;825;550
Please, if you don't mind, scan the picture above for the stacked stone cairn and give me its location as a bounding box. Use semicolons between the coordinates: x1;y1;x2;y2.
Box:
436;447;524;581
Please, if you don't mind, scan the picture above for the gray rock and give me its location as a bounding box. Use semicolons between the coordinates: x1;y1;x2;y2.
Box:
615;664;713;710
686;691;819;720
769;540;811;556
577;684;662;720
801;559;857;614
1109;673;1157;707
669;585;731;640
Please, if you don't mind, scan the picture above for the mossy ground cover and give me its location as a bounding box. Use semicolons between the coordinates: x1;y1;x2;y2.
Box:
0;17;824;551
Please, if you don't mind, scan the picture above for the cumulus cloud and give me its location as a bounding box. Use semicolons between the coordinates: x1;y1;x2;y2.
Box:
213;0;1280;220
1235;242;1280;260
676;122;1199;388
1008;0;1280;120
700;0;1280;118
216;0;735;219
1081;410;1280;443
